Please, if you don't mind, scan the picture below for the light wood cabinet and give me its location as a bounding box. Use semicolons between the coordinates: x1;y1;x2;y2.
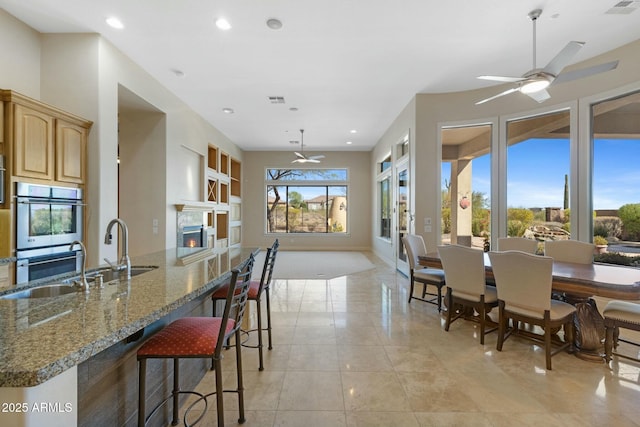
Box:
1;90;92;186
13;104;55;180
55;119;87;184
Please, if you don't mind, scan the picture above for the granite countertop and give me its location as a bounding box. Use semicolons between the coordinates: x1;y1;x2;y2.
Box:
0;246;257;387
0;257;15;265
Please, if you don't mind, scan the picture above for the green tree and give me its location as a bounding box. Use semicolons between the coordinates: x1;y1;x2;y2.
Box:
619;203;640;240
507;208;534;236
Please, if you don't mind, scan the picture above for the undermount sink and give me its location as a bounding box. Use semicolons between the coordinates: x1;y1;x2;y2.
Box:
0;284;79;299
0;266;158;300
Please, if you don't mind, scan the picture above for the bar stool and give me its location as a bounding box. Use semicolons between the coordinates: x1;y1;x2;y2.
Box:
211;239;279;370
603;300;640;364
137;254;254;427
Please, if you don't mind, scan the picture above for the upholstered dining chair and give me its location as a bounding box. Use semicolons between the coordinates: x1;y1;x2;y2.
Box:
137;254;254;427
497;237;538;254
211;239;279;371
437;244;498;344
402;234;446;311
544;239;595;264
489;250;576;370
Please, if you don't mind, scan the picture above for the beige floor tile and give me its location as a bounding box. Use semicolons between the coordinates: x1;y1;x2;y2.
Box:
346;411;419;427
278;371;344;411
341;371;411;412
274;410;347;427
337;345;393;372
287;344;339;371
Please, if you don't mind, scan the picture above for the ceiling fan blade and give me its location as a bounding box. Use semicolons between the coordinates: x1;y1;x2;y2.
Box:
542;41;585;76
294;152;305;159
525;88;551;103
308;155;325;160
292;158;306;163
478;75;525;83
475;87;519;105
553;60;619;85
306;158;321;163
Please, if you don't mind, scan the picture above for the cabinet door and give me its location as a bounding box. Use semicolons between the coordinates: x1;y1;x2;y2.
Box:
56;119;86;184
13;104;54;180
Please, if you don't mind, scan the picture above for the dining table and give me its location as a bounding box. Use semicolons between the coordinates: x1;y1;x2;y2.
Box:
419;251;640;361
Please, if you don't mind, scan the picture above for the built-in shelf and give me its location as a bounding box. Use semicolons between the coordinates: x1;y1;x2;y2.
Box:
230;158;241;197
220;152;229;175
207;146;217;170
202;143;241;249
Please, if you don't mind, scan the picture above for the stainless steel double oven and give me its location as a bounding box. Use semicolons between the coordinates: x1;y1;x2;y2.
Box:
15;182;83;284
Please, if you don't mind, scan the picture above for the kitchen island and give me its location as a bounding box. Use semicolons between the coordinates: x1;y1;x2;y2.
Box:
0;246;257;427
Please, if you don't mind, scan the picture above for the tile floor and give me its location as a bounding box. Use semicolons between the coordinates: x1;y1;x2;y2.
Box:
185;252;640;426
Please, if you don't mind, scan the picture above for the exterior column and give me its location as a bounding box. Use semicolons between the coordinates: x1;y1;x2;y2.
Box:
452;159;473;247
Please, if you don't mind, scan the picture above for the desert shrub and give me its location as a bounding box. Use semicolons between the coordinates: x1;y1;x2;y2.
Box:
507;208;534;227
472;208;490;237
618;204;640;240
441;208;451;234
593;216;622;239
507;220;528;237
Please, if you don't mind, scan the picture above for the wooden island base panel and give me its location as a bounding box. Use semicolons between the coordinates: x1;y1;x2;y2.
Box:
0;246;258;427
419;252;640;362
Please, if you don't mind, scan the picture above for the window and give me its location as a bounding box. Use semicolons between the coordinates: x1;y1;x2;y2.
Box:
379;177;391;239
592;91;640;265
266;169;348;234
506;111;570;239
380;154;392;173
441;124;492;247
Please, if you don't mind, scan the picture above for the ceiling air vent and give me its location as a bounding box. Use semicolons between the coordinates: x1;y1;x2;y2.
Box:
268;96;285;104
606;1;639;14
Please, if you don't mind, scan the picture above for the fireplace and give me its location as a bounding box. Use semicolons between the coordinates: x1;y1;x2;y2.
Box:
181;225;206;248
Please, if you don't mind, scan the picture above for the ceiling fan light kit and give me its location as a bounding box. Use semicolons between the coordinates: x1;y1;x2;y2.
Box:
475;8;619;105
291;129;325;163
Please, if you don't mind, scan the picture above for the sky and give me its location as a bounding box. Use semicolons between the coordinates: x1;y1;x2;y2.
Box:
442;138;640;210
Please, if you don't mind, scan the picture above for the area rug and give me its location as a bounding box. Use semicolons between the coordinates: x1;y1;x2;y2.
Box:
252;251;376;279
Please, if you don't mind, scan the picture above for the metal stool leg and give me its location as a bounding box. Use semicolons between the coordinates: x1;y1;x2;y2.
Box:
265;288;273;350
256;298;264;371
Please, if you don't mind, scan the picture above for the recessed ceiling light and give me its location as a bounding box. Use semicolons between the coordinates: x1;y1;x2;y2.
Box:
289;107;299;112
215;17;231;30
222;108;234;114
171;69;186;78
266;18;283;30
350;129;357;134
346;141;353;145
106;17;124;29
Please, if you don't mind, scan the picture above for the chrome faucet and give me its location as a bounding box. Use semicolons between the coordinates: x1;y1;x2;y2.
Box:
69;240;90;292
104;218;131;280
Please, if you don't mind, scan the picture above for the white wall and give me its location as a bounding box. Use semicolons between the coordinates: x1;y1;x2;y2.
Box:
0;10;41;98
242;150;372;251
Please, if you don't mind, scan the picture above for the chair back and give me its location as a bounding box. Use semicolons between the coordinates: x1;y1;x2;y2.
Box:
544;240;594;264
497;237;538;254
489;251;553;314
257;239;279;295
216;254;255;355
402;234;427;271
437;245;486;298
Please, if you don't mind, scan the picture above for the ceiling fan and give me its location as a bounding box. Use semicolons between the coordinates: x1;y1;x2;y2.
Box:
475;9;619;105
292;129;325;163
